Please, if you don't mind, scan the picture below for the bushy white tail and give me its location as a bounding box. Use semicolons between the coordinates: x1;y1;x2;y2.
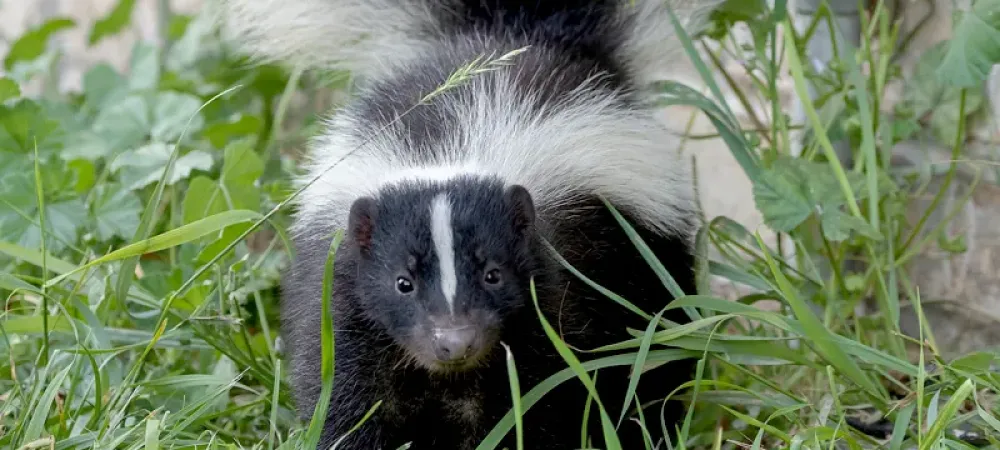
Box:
216;0;723;83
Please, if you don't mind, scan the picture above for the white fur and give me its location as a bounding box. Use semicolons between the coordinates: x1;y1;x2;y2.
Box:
613;0;725;86
292;67;696;239
430;194;458;314
216;0;448;78
216;0;725;84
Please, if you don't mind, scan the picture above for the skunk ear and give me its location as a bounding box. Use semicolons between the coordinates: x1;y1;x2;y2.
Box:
504;185;535;234
348;197;378;254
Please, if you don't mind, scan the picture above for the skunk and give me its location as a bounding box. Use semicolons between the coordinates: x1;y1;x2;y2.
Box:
218;0;721;448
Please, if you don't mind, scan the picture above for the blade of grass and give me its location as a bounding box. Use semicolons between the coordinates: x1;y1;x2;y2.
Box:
541;238;653;323
45;209;262;287
602;199;698;321
753;232;882;399
781;16;863;220
302;230;343;449
32;142;50;367
501;342;524;450
143;419;160;450
617;308;665;429
919;379;975;450
0;241;78;276
22;363;73;444
889;402;915;450
529;277;622;450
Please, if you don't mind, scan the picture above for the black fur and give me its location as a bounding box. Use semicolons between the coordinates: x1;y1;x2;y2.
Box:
284;187;696;449
280;2;699;449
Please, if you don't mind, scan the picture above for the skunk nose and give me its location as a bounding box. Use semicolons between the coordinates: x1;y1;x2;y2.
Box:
432;327;478;362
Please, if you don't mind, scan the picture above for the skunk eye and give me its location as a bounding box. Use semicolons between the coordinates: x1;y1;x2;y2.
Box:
396;276;414;294
483;268;502;286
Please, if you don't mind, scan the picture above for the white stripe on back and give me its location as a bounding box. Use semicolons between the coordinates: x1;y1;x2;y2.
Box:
430;193;457;314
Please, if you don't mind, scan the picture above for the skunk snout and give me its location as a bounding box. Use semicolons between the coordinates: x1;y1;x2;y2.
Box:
431;326;478;362
417;311;500;371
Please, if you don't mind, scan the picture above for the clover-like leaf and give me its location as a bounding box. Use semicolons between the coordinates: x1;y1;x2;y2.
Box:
904;41;986;145
751;165;813;232
221;140;264;185
91;183;143;241
83;63;127;109
0;99;62;153
0;173;87;253
111;142;214;191
151;91;205;143
92;94;151;155
752;155;885;239
936;0;1000;88
182;141;263;224
128;42;161;91
819;209;882;242
203;115;263;149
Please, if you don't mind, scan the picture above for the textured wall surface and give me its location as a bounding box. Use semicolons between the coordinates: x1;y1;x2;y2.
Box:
2;0;998;356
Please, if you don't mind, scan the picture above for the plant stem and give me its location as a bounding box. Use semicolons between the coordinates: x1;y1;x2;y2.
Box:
897;89;967;254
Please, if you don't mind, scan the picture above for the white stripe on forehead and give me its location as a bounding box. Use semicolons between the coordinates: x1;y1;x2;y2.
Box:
430;193;458;315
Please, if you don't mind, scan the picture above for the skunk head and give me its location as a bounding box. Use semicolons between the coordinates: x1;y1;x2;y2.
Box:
347;175;540;373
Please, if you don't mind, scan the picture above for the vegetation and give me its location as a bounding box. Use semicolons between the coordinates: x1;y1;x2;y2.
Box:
2;0;1000;448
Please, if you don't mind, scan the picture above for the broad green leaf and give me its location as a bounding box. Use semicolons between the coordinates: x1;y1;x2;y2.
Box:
83;63;127;109
151;91;205;142
820;209;883;242
0;77;20;102
3;18;75;70
68;159;96;193
61;131;115;161
936;0;1000;88
904;41;985;146
203;114;263;148
91;183;143;241
92;94;151;154
0;173;86;253
950;352;995;373
195;221;254;264
164;10;219;72
182;176;229;224
128;42;161;91
752;155;886;239
0;99;61;153
88;0;138;45
183;141;262;224
221;140;264;185
111;142;213;191
751;165;812;232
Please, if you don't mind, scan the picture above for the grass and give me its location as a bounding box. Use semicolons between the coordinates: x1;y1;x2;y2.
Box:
2;0;1000;449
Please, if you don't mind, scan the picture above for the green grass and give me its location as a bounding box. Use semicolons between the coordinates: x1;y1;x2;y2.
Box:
2;0;1000;449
